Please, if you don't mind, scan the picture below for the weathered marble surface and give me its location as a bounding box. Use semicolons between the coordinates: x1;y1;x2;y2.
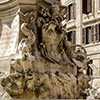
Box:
0;0;92;99
1;72;77;99
0;15;19;57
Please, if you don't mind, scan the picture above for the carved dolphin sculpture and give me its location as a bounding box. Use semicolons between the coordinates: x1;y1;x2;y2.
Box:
21;23;36;45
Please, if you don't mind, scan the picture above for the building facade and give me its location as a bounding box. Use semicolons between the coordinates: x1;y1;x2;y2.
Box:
62;0;100;76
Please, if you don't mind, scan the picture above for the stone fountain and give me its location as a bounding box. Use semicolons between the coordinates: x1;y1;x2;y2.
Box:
0;0;92;99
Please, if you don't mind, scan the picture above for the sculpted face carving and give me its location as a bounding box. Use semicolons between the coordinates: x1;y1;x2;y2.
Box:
11;0;88;72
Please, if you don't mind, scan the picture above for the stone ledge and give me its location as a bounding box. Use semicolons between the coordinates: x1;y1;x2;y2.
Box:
0;0;19;19
18;0;37;5
0;0;18;11
0;0;10;3
65;0;74;6
0;6;19;19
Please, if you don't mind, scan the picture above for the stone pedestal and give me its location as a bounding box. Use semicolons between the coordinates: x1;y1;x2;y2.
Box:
0;0;19;73
0;0;19;95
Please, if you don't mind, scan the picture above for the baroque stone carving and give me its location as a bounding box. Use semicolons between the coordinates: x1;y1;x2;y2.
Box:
1;0;93;99
1;72;77;99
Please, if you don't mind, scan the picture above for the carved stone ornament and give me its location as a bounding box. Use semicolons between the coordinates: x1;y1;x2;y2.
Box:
1;0;93;99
